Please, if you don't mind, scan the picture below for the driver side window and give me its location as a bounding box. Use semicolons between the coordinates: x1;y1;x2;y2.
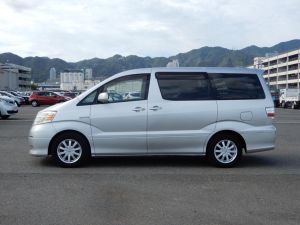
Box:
101;74;150;104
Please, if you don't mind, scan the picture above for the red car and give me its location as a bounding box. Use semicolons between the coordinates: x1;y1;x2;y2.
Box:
29;91;71;107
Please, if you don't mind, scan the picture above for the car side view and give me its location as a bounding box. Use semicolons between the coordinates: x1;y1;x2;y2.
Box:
29;67;276;168
29;91;70;107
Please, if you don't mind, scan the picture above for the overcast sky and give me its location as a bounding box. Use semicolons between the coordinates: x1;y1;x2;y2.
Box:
0;0;299;62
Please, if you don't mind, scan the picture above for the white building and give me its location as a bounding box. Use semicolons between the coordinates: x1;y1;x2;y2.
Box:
49;67;56;81
0;63;31;90
60;69;99;91
166;59;179;68
253;49;300;89
252;57;265;69
85;68;93;80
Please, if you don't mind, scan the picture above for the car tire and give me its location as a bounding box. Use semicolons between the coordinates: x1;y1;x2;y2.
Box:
291;103;295;109
51;132;90;168
1;115;10;119
31;100;39;107
207;134;242;168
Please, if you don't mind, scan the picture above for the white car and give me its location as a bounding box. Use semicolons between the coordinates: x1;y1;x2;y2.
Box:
0;96;18;119
29;67;276;168
0;91;23;107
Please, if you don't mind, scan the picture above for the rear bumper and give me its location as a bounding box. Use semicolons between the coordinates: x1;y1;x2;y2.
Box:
241;125;276;153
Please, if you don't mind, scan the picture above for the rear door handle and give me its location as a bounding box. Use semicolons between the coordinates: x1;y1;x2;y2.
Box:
149;106;162;111
132;107;145;112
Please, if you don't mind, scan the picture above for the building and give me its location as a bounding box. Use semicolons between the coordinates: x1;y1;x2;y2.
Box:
0;63;31;90
49;67;57;81
254;49;300;89
252;57;265;69
85;68;93;80
166;59;179;68
60;69;99;91
37;83;60;90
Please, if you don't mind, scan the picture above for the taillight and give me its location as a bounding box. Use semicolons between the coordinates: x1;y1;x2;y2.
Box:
266;107;275;119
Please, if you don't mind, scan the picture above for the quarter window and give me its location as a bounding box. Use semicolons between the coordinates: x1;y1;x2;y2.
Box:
156;73;212;101
209;73;265;100
79;90;98;105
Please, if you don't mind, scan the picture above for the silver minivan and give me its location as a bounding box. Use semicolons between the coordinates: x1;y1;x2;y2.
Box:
29;67;276;167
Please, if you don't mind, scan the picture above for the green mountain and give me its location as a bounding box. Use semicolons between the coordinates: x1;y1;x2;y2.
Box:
1;39;300;82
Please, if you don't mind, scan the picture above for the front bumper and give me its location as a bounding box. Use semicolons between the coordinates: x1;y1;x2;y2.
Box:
29;137;50;156
7;110;18;114
1;104;18;115
28;123;57;156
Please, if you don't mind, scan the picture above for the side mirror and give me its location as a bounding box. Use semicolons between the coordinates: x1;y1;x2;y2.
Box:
97;92;108;103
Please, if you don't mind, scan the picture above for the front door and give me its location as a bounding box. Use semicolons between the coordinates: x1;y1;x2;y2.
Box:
90;74;150;154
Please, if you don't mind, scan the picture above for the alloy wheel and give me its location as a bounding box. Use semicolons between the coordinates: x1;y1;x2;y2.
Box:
214;139;238;164
57;139;82;164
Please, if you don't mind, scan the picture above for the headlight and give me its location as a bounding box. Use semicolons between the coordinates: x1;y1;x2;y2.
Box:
34;111;57;125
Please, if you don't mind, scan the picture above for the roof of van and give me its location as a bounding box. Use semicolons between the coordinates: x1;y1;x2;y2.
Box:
116;67;263;76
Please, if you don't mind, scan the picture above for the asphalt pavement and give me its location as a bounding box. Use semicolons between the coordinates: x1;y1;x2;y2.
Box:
0;106;299;225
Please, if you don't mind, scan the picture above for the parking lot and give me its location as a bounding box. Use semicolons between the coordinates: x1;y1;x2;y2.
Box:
0;106;299;225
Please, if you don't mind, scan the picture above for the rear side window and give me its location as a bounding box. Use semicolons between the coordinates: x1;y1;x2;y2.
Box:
156;73;212;101
209;73;265;100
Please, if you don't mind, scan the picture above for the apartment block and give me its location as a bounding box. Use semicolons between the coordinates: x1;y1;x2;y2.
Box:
0;63;31;90
254;49;300;90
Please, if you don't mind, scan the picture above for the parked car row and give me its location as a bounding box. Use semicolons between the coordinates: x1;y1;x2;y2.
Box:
0;90;78;119
0;91;25;106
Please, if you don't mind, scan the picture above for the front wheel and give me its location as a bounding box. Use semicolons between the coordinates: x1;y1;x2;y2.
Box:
207;134;242;168
51;132;90;167
31;100;39;107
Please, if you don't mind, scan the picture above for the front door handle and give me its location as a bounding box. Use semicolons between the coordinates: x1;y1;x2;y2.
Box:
132;107;145;112
79;116;90;119
149;106;162;111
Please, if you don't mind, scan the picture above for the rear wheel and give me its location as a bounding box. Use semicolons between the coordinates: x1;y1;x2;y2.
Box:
31;100;39;107
207;134;242;168
51;132;90;167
